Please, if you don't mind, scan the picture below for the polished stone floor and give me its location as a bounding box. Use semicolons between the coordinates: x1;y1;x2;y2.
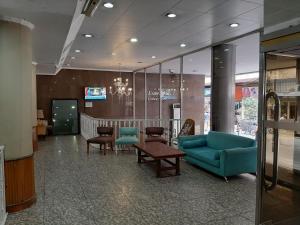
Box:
6;135;256;225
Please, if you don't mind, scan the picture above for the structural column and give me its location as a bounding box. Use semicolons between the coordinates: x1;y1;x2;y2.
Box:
0;18;36;212
294;59;300;173
211;44;236;133
32;63;38;151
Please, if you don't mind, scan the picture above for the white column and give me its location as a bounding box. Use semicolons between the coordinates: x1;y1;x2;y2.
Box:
0;18;34;160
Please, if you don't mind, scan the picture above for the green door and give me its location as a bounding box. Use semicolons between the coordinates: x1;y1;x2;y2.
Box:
52;99;79;135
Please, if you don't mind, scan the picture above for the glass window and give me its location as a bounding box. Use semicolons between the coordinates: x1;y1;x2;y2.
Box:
183;49;211;134
134;71;145;119
161;58;181;137
146;65;160;119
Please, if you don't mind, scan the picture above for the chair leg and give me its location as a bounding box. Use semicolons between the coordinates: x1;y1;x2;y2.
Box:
104;143;107;155
110;142;114;151
87;142;89;154
224;177;229;183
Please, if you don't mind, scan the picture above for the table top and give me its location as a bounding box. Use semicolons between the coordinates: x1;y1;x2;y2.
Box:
134;142;185;159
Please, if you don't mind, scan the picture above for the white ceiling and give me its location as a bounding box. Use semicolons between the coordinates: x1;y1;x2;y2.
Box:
144;32;260;76
0;0;264;74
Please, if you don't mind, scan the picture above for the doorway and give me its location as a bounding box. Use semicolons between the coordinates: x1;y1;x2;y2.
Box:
52;99;79;135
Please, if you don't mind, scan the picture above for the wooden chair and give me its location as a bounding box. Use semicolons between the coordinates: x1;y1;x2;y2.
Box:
145;127;167;144
87;127;114;155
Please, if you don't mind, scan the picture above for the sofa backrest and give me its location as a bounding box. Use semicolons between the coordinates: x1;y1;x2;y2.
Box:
207;131;256;150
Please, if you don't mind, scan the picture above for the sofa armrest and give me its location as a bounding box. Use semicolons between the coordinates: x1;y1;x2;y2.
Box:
178;135;207;149
220;147;257;176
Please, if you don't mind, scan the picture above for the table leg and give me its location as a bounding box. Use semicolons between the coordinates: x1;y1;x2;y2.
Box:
87;142;89;154
175;157;180;175
156;160;161;178
138;149;142;163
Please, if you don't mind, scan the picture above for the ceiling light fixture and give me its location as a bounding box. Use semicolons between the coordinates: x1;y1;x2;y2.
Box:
166;12;177;18
103;2;114;8
83;34;93;38
229;23;239;28
71;56;76;60
75;49;81;53
112;52;116;56
130;37;138;43
151;56;156;59
180;43;186;48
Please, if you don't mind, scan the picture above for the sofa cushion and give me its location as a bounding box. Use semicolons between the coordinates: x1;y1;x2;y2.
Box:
207;131;256;150
184;148;221;167
115;136;139;145
182;139;206;149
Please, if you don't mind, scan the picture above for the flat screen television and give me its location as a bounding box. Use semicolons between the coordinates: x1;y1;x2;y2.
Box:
84;87;106;100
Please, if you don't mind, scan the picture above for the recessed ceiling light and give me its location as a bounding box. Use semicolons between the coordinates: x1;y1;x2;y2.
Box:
229;23;239;28
75;49;81;53
112;52;116;56
151;56;156;59
83;34;93;38
180;43;186;48
137;61;143;64
67;64;70;66
103;2;114;8
166;12;177;18
130;37;138;43
71;56;76;60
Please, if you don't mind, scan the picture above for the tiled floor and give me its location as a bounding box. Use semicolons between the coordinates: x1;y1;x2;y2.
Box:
6;135;256;225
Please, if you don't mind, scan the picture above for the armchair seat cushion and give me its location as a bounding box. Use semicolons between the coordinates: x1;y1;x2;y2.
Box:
145;136;167;144
87;136;114;144
116;136;139;145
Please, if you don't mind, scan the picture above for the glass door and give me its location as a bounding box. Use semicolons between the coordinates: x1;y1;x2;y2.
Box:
52;99;79;135
258;41;300;225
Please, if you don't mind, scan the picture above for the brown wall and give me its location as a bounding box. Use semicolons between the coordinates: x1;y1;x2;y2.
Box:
37;69;205;132
37;69;133;123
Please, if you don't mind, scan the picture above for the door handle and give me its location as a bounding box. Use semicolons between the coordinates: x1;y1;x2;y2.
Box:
264;91;280;191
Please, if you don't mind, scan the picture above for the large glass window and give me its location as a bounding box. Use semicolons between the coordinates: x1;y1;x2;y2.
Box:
134;71;145;119
183;49;211;134
146;65;160;119
161;59;181;137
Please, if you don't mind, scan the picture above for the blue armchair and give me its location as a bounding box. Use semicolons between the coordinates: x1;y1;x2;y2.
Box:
115;127;139;152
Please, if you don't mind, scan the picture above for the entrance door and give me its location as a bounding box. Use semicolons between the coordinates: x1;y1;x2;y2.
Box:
258;31;300;225
52;99;79;135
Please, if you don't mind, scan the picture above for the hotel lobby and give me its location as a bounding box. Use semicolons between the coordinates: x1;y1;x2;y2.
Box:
1;0;300;225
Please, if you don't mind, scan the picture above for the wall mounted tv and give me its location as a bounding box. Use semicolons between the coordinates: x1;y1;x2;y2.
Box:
84;87;106;100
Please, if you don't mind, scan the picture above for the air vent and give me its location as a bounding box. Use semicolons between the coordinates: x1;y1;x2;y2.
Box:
82;0;101;17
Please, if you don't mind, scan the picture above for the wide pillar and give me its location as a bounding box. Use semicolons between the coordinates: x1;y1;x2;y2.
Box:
0;18;36;212
211;44;236;133
294;59;300;173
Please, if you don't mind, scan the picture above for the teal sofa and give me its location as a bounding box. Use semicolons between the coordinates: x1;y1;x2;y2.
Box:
178;131;257;180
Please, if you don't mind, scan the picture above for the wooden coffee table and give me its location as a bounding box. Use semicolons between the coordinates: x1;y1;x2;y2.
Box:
134;142;186;178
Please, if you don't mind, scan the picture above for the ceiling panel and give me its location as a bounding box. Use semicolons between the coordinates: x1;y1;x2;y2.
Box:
1;0;263;74
0;0;76;74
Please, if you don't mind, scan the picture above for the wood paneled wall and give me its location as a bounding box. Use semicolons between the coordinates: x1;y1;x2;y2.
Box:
37;69;133;123
37;69;205;132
